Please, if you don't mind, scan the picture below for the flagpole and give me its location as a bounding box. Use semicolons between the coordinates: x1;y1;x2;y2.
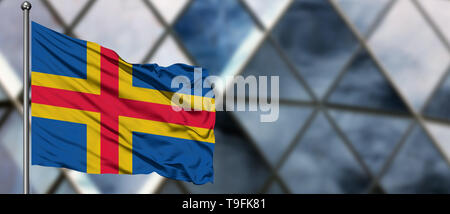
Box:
21;1;31;195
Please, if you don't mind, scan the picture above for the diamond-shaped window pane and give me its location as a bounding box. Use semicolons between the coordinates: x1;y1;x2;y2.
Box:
150;0;189;24
242;40;311;101
426;122;450;162
75;0;164;63
174;0;259;75
327;50;408;113
0;0;62;75
280;113;370;193
47;0;90;25
329;110;410;174
335;0;391;36
381;126;450;193
424;71;450;121
369;0;450;111
420;0;450;44
233;105;313;166
149;36;191;66
244;0;291;29
272;0;359;98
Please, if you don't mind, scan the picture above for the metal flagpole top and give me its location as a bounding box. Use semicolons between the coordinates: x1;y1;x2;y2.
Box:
21;1;32;10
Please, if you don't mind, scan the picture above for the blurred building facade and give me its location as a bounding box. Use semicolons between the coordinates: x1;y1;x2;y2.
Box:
0;0;449;193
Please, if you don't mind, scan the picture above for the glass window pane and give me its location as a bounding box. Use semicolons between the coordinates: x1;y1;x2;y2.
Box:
75;0;164;63
174;0;260;75
335;0;390;36
150;0;189;24
381;126;450;193
55;180;77;194
242;40;311;101
425;122;450;163
244;0;290;28
0;0;62;75
233;105;313;166
420;0;450;43
272;0;359;97
280;113;371;193
149;36;191;66
328;50;408;113
329;110;410;174
369;0;450;111
47;0;90;25
424;71;450;121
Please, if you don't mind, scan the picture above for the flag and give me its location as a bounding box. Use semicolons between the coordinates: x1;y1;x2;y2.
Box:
31;22;216;184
